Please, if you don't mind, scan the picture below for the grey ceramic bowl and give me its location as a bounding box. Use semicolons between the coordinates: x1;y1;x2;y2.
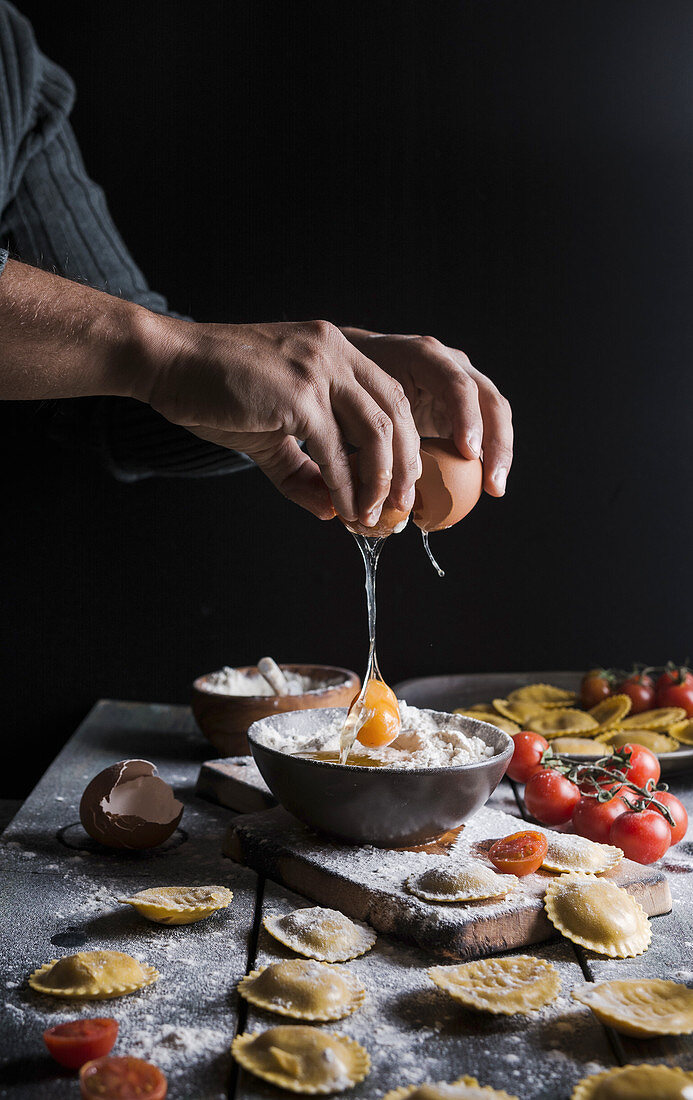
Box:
247;706;513;847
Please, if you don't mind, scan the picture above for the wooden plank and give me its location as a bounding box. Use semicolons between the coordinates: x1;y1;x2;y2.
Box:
0;701;262;1099
224;804;670;961
235;878;616;1100
196;757;276;814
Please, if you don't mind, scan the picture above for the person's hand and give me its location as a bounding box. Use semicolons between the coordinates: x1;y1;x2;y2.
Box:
140;317;421;526
340;327;513;498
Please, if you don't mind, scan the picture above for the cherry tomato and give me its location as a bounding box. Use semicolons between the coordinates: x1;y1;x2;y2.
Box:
609;808;671;864
618;672;655;715
581;669;615;709
524;769;581;825
43;1018;118;1070
572;792;627;845
507;732;549;783
354;679;401;748
611;744;660;789
655;791;688;845
488;830;548;876
655;666;693;716
80;1057;167;1100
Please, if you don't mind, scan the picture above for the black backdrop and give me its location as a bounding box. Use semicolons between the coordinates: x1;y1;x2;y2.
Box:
3;1;693;795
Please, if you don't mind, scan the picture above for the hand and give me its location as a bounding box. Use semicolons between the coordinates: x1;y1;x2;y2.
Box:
341;328;513;497
140;316;421;526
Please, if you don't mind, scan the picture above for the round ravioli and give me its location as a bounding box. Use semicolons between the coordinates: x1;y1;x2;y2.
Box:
669;718;693;745
453;710;520;735
238;959;365;1021
542;832;622;875
507;683;577;708
551;737;613;756
588;694;632;730
492;698;548;725
383;1078;519;1100
118;884;233;925
606;728;680;753
428;955;560;1015
231;1025;370;1094
406;862;516;903
544;874;651;957
29;950;158;999
571;1063;693;1100
526;709;599;737
572;978;693;1037
620;707;686;731
264;907;376;963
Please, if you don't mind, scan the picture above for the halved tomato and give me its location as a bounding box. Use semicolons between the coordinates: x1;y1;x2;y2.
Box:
79;1056;167;1099
488;830;548;876
43;1018;118;1070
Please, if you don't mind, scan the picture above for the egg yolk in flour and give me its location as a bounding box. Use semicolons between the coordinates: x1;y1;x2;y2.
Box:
353;679;401;748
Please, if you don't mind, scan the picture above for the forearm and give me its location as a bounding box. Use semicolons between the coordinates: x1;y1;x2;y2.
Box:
0;258;155;402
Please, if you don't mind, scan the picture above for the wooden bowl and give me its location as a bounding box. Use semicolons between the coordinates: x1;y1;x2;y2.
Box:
191;664;360;757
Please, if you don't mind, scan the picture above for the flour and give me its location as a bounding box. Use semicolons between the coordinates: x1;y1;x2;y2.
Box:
201;666;339;696
252;703;496;769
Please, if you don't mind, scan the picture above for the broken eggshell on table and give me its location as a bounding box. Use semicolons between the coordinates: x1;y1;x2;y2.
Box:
79;759;183;850
339;438;483;537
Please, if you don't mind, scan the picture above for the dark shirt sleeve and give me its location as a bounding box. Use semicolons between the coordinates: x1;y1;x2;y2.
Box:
0;1;252;481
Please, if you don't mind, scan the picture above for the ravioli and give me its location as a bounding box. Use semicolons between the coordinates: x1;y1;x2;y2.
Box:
28;950;158;999
670;718;693;745
606;729;680;753
551;737;612;756
231;1025;370;1093
406;862;516;903
620;707;686;730
119;885;233;925
544;874;651;957
542;832;622;875
384;1079;520;1100
527;709;599;736
264;907;376;963
572;978;693;1037
492;699;548;725
507;683;577;708
238;959;365;1021
570;1063;693;1099
588;694;632;729
428;955;560;1015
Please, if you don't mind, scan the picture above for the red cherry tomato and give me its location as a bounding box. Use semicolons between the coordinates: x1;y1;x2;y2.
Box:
618;672;655;715
655;791;689;845
611;744;661;789
507;732;549;783
43;1018;118;1070
655;667;693;716
609;809;671;864
524;769;581;825
488;830;548;876
80;1057;167;1100
572;792;628;845
580;669;614;709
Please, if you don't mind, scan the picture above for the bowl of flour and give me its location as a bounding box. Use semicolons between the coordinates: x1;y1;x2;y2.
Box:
247;704;513;847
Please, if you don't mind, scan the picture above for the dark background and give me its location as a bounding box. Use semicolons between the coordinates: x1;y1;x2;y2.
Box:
3;1;693;796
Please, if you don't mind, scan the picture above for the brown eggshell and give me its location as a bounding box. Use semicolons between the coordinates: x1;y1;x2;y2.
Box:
337;453;410;538
79;759;184;850
412;439;483;532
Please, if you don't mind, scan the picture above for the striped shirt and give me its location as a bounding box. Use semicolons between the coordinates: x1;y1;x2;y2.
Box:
0;1;250;480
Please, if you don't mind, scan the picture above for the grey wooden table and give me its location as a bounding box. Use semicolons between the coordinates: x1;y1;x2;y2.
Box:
1;701;692;1099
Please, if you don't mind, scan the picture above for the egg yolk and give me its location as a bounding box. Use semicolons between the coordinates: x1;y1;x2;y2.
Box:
352;679;401;748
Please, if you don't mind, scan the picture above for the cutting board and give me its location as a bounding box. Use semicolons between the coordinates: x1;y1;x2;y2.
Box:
221;799;672;961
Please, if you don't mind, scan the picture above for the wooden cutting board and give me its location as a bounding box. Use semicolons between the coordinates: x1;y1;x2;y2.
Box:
222;798;672;961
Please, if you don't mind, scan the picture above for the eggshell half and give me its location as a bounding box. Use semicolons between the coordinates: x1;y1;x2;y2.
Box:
79;759;184;850
413;440;483;532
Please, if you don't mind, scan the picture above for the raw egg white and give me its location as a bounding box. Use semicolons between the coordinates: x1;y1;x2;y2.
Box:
413;440;483;532
79;759;183;850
